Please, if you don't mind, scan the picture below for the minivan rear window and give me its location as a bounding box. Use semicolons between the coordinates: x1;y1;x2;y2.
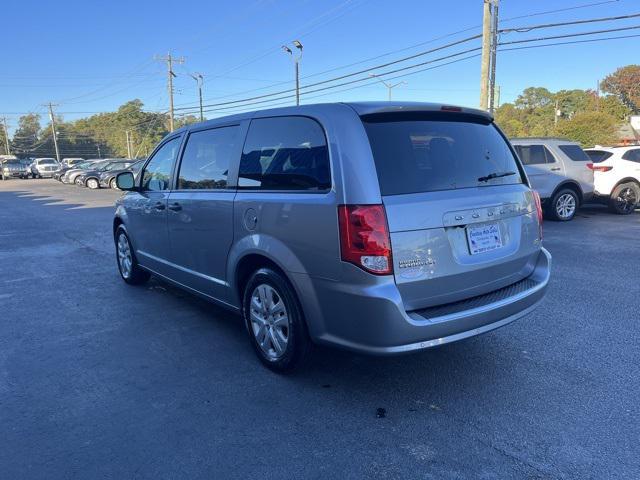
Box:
362;113;523;196
558;144;590;161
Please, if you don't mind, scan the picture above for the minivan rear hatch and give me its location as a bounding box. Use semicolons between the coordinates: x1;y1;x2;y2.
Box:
361;110;542;311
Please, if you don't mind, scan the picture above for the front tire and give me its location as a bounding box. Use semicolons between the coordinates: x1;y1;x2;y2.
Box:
547;188;578;221
608;182;639;215
110;178;118;190
243;268;310;372
87;178;99;189
115;227;150;285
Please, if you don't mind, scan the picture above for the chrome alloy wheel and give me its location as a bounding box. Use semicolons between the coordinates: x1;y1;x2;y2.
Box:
117;233;133;279
87;178;99;189
615;187;638;214
249;284;289;359
556;193;576;219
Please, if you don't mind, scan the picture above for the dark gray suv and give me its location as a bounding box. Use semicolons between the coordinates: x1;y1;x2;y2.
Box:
113;102;551;371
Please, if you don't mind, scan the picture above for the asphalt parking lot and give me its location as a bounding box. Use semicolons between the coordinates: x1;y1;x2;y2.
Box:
1;179;638;479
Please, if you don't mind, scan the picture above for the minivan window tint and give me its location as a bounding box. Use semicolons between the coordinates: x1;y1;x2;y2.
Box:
39;159;57;164
621;149;640;163
585;150;613;163
512;145;553;165
362;113;523;195
142;137;180;191
178;126;239;189
558;144;590;161
238;116;330;191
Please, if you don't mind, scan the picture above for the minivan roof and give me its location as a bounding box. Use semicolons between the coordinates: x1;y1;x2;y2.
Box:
172;101;494;135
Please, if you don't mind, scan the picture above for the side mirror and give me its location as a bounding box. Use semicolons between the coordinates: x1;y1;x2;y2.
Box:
116;171;136;191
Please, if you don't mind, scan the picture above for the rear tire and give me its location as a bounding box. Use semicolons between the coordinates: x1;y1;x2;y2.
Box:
547;188;578;221
115;227;150;285
608;182;639;215
243;268;311;372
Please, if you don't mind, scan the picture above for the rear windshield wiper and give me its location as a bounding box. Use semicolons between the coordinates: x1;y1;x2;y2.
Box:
478;171;516;183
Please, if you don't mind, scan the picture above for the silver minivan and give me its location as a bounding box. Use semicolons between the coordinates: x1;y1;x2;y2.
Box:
113;102;551;371
510;138;594;221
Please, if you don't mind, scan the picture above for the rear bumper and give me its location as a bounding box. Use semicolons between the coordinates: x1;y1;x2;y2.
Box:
302;248;551;355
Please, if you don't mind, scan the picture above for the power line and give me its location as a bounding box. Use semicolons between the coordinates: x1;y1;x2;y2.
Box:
174;34;482;112
175;12;640;113
181;26;640;117
499;24;640;45
172;0;624;109
499;32;640;52
500;11;640;33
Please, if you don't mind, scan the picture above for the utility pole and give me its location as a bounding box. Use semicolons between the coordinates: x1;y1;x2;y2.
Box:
125;130;132;158
190;73;204;122
155;52;185;132
97;144;101;158
479;0;492;110
488;0;499;114
554;99;560;126
2;117;10;155
369;74;407;101
282;40;303;105
46;103;61;163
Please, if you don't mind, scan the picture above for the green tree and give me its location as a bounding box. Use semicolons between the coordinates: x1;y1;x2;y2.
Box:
554;89;597;119
601;65;640;113
11;114;41;155
599;94;632;121
555;111;618;147
514;87;554;111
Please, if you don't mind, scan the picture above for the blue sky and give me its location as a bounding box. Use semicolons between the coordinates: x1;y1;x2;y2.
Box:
2;0;639;133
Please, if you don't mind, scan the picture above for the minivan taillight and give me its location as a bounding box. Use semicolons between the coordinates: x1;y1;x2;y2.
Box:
533;191;543;241
338;204;393;275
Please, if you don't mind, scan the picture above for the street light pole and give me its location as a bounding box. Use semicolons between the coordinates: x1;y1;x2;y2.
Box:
369;74;407;101
190;73;204;122
282;40;303;105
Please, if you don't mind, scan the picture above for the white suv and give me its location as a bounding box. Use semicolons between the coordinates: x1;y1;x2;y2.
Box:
585;146;640;215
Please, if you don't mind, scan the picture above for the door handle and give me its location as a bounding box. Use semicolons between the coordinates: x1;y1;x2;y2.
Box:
153;202;166;211
168;202;182;212
550;167;561;171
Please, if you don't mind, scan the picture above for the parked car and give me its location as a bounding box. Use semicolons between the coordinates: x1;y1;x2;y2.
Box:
62;160;110;184
76;159;135;189
61;158;84;168
30;158;61;178
100;160;145;189
54;160;96;181
113;102;551;371
1;158;30;180
510;138;594;221
584;146;640;214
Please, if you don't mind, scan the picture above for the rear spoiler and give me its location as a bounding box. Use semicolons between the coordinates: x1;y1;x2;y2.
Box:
348;102;493;121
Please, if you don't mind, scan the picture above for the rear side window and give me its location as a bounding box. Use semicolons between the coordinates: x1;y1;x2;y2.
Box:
621;149;640;163
513;145;554;165
362;113;523;195
585;150;613;163
238;116;331;191
558;144;590;161
178;126;239;189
